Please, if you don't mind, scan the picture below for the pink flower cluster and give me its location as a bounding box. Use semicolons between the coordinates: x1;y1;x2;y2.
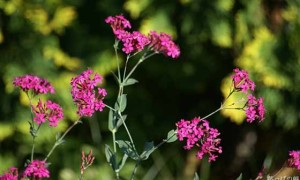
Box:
23;160;50;179
0;167;18;180
0;160;50;180
105;14;180;58
13;75;55;95
176;117;222;162
288;150;300;170
231;68;266;123
232;68;255;92
71;69;107;117
245;94;265;123
32;99;64;127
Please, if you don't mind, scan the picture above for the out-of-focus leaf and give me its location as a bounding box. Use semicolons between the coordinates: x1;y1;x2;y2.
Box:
140;141;155;160
105;144;118;170
116;140;139;160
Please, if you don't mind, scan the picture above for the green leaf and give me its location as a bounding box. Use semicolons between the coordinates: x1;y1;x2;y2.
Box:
193;172;200;180
55;132;61;141
166;129;177;143
108;109;117;132
140;141;155;160
122;78;138;86
118;154;128;171
116;140;139;160
116;115;127;129
105;144;118;170
115;94;127;112
236;173;243;180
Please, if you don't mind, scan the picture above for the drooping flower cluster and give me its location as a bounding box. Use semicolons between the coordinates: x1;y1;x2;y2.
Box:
105;14;180;58
148;31;180;58
245;94;265;123
32;99;64;127
0;167;18;180
231;68;255;92
176;117;222;162
71;69;107;117
231;68;266;123
288;150;300;170
13;75;55;95
23;160;50;179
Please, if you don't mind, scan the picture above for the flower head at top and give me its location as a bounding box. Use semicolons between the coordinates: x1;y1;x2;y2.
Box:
245;94;265;123
23;160;50;179
32;99;64;127
288;150;300;170
71;69;107;117
105;14;131;34
176;117;222;162
231;68;255;92
148;31;180;58
13;75;55;95
0;167;18;180
119;31;150;54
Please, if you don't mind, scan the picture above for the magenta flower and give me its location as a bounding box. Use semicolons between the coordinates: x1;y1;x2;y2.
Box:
105;14;131;35
0;167;18;180
121;31;150;54
23;160;50;179
245;94;265;123
176;117;222;162
288;150;300;170
148;31;180;58
71;69;107;117
231;68;255;92
32;99;64;127
13;75;55;95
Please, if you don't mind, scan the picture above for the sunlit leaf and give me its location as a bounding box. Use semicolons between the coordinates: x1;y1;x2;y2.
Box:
166;129;177;143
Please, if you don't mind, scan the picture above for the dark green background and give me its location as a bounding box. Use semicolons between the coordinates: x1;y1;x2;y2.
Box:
0;0;299;179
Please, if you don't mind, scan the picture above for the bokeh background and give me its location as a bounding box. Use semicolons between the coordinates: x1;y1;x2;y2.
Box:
1;0;300;179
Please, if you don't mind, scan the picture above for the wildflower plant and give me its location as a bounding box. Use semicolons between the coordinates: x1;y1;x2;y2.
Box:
1;14;299;180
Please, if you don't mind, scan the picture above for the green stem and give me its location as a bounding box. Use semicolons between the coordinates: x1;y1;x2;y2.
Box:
105;104;116;111
154;131;177;151
44;119;81;161
112;129;117;153
118;112;137;152
130;160;141;180
31;138;35;161
202;106;223;120
114;39;121;82
123;52;156;83
123;55;130;82
27;93;36;161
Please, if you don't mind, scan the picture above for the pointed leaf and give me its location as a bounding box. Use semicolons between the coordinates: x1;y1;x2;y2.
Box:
55;133;61;141
105;144;117;170
140;141;155;160
123;78;138;86
115;94;127;112
193;172;200;180
108;109;116;131
118;154;128;170
166;129;177;143
236;173;242;180
116;140;139;160
116;115;127;129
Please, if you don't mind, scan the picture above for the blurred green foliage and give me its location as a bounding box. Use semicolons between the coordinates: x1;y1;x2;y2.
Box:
1;0;300;179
